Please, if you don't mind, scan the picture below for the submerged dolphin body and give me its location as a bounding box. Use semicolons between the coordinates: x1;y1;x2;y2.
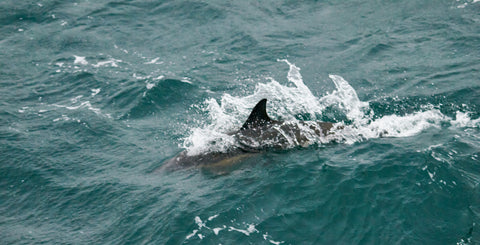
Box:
159;99;336;172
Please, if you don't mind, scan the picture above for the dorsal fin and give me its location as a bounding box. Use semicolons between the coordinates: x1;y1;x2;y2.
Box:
240;99;273;130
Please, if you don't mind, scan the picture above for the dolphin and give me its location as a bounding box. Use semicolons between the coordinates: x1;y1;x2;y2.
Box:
158;99;337;172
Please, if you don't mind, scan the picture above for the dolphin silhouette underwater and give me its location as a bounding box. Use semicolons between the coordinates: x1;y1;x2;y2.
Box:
158;99;339;172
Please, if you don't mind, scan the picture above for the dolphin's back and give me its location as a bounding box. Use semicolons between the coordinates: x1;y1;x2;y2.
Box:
158;149;256;172
158;99;338;172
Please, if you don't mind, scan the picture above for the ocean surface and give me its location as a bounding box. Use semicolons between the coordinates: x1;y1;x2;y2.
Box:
1;0;480;244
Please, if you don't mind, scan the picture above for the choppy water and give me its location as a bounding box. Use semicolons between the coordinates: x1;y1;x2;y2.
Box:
1;0;480;244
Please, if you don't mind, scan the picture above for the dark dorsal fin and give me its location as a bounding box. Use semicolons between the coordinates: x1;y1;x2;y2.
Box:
240;99;273;130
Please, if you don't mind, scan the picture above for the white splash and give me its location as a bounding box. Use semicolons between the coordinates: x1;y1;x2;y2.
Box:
185;229;198;240
181;60;478;155
143;77;165;96
145;57;163;64
451;111;480;128
154;75;165;80
320;75;371;125
133;73;151;80
185;214;283;243
264;233;285;245
90;88;101;97
146;83;155;90
213;226;226;235
353;109;446;140
92;58;121;68
185;216;209;240
208;214;219;221
228;224;258;236
18;106;28;113
73;55;88;65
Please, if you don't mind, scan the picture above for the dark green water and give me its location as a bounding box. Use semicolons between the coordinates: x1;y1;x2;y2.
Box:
1;0;479;244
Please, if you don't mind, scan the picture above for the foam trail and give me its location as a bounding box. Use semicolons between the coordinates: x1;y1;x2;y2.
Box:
329;109;448;145
364;110;446;137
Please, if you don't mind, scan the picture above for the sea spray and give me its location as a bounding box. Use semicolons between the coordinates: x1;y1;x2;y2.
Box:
182;60;478;155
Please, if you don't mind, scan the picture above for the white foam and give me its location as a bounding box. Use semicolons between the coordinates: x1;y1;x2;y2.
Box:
181;60;478;155
146;83;155;90
451;111;480;128
263;233;285;245
154;75;165;80
194;216;206;228
228;224;258;236
18;106;28;113
133;73;151;80
181;77;193;84
359;109;445;138
92;58;121;68
53;100;111;118
183;127;236;156
185;229;198;240
208;214;219;221
186;216;210;240
213;226;226;235
90;88;101;97
53;115;71;122
183;98;239;156
186;214;282;243
321;75;371;125
73;55;88;65
145;57;163;64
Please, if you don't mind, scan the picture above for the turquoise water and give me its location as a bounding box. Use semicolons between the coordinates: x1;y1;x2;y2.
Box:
1;0;480;244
